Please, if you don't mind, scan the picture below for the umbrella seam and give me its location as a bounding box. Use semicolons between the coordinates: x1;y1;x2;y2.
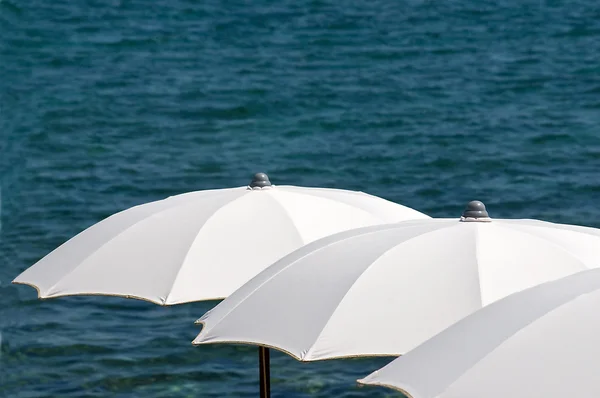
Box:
262;189;308;245
304;222;460;360
474;224;484;308
275;185;368;197
268;190;402;244
163;190;257;304
275;187;429;220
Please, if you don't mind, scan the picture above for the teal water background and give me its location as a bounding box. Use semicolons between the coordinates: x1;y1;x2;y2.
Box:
2;0;600;396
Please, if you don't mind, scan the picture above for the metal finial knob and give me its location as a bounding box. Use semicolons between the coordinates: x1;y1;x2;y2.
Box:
462;200;489;219
249;173;272;188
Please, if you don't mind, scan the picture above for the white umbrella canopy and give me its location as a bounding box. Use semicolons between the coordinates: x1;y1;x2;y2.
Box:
357;267;600;398
13;173;429;304
193;201;600;360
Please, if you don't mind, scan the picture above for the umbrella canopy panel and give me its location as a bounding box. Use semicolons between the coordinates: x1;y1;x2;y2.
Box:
194;205;600;360
13;174;428;304
357;267;600;398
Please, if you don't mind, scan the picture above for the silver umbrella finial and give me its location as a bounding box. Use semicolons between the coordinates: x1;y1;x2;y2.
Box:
461;200;490;221
249;173;272;188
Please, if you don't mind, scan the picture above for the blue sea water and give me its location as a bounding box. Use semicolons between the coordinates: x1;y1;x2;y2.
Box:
1;0;600;396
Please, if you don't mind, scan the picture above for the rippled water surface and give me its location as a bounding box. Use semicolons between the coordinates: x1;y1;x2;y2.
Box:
2;0;600;396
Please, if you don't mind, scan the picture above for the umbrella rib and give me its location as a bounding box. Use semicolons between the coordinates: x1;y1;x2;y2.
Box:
303;223;456;360
262;191;305;243
473;224;484;308
162;191;254;304
276;185;368;196
268;189;394;244
279;186;414;209
277;187;427;219
291;191;410;224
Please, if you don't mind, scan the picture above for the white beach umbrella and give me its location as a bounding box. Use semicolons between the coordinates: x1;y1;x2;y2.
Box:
13;173;427;304
12;172;428;398
193;201;600;396
358;267;600;398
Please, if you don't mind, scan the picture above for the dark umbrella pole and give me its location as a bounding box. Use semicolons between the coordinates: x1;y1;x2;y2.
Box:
259;346;271;398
